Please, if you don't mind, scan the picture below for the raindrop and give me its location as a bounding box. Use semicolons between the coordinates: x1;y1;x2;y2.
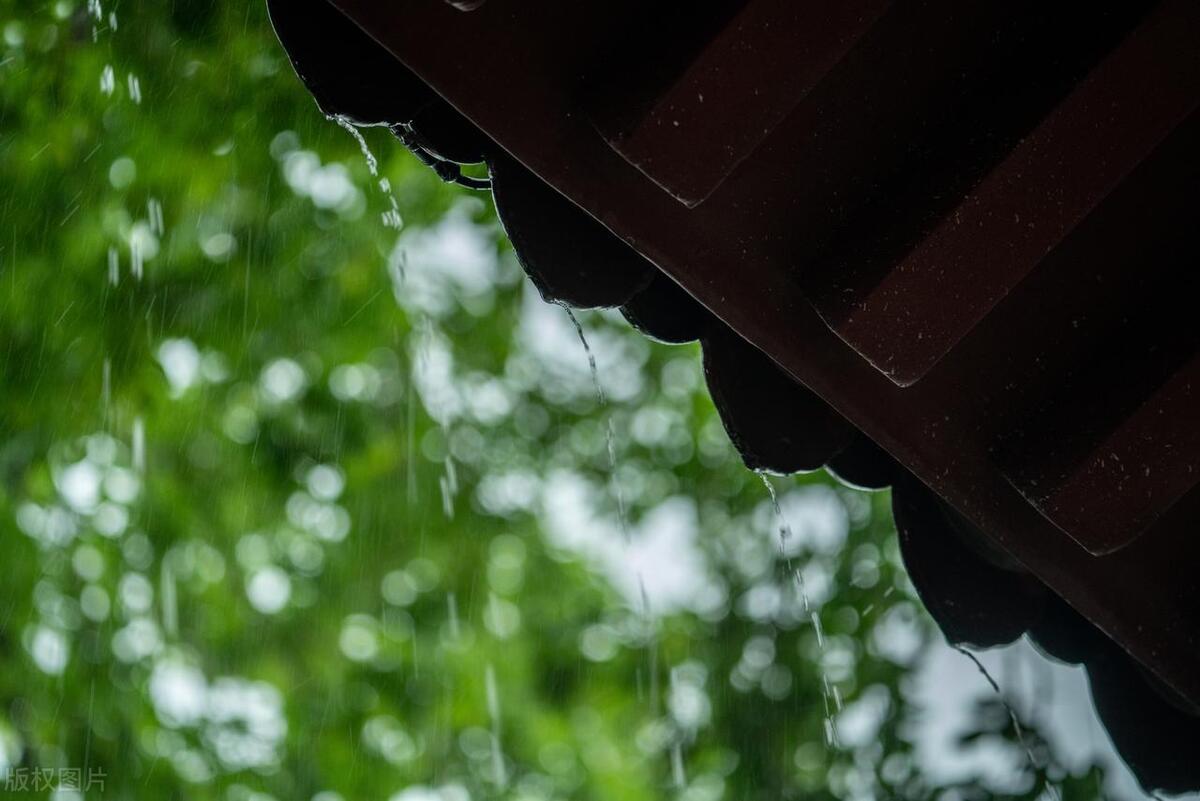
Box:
823;718;837;748
147;197;164;235
485;663;508;788
132;417;145;472
161;560;178;636
379;177;402;230
130;239;143;280
102;358;111;423
107;245;119;285
439;454;457;518
671;742;686;788
446;592;460;640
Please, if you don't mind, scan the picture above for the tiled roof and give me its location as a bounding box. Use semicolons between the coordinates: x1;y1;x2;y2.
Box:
269;0;1200;788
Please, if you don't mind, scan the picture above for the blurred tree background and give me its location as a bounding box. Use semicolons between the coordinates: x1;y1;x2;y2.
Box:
0;2;1146;800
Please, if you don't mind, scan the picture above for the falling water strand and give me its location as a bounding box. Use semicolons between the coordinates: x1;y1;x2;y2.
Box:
161;559;178;638
131;234;144;281
668;668;687;788
670;741;686;789
378;177;402;230
331;113;408;246
132;417;146;473
331;116;403;230
758;472;811;611
446;593;461;641
101;359;111;427
436;330;458;525
87;0;102;40
560;304;631;543
638;576;660;708
147;197;164;235
561;305;604;407
439;461;457;519
563;306;602;406
954;645;1061;801
330;115;421;521
636;577;664;741
561;302;664;772
106;246;119;286
441;450;458;520
332;115;378;175
485;664;508;788
643;577;673;784
413;317;457;522
759;471;839;748
821;675;840;748
405;387;417;509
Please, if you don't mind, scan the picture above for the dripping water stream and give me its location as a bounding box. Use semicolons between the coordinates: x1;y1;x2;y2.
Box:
335;115;492;782
560;303;675;775
954;645;1062;801
332;116;455;531
332;115;377;174
332;116;403;230
560;303;631;542
759;471;842;748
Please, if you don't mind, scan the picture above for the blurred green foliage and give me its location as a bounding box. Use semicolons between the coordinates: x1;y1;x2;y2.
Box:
0;2;1120;800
